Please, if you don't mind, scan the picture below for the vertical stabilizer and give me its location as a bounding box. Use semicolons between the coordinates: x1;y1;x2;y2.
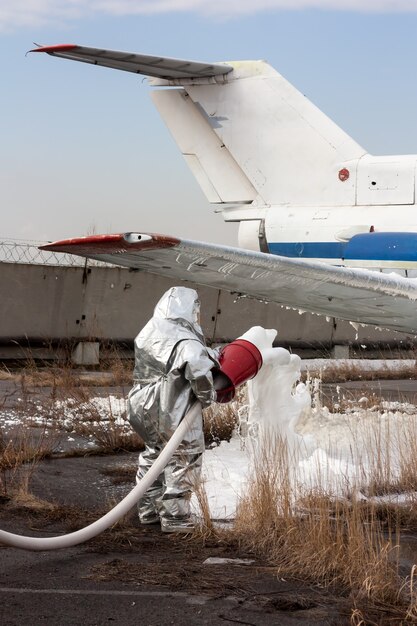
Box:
152;61;367;207
32;45;368;208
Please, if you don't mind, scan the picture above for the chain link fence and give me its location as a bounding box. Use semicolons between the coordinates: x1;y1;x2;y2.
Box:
0;239;109;267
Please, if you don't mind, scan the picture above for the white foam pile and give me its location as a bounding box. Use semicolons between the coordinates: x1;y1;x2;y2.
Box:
195;327;417;520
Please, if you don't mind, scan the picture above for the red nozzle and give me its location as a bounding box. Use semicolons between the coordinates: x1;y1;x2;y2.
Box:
215;339;263;404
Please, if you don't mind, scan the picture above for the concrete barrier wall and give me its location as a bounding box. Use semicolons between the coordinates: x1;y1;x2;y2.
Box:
1;262;415;354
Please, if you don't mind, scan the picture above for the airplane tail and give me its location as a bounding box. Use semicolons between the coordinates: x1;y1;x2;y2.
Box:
32;46;367;208
151;61;367;208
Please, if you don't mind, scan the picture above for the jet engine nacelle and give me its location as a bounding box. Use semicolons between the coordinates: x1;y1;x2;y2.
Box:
344;232;417;266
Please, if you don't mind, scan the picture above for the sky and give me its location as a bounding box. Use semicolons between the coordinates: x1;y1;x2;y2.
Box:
1;1;417;245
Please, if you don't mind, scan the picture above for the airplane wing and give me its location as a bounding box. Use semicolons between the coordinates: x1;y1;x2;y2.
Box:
40;233;417;335
29;45;233;80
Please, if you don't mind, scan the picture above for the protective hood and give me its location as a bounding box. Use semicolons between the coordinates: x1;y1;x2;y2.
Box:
132;286;210;383
153;286;204;340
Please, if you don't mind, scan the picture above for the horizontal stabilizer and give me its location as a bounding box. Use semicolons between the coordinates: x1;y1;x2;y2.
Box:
30;45;233;80
40;234;417;334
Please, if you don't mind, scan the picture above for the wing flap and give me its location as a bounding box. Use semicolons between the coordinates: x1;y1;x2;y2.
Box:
40;233;417;334
30;45;233;80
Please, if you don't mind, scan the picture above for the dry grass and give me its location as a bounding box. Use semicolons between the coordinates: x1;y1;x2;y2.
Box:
3;366;143;456
7;491;58;512
320;390;384;414
192;478;217;542
88;556;256;595
305;360;417;384
0;365;14;381
203;402;238;445
1;354;239;461
1;354;133;389
355;413;417;498
98;351;133;387
403;565;417;621
4;496;107;531
68;403;144;454
0;423;58;497
306;376;417;499
230;431;417;618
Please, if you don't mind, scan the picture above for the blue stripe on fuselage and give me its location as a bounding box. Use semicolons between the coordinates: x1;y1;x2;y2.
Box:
268;233;417;262
268;242;346;259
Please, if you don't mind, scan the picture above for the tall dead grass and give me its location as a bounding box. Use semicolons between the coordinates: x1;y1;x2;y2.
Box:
2;358;142;455
203;402;238;445
67;394;144;454
306;359;417;384
232;430;417;616
0;423;57;497
1;353;133;389
352;411;417;499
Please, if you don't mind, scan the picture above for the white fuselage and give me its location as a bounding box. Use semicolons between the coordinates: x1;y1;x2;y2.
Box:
226;152;417;274
237;204;417;272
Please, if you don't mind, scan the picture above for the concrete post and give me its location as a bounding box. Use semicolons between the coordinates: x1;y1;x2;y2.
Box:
72;342;100;365
331;344;350;359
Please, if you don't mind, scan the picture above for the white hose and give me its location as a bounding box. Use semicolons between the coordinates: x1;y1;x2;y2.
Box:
0;402;201;551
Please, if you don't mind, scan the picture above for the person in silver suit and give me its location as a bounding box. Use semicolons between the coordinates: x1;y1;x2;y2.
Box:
128;286;218;533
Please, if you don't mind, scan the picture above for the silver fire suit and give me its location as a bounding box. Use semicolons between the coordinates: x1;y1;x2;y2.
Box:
128;287;218;532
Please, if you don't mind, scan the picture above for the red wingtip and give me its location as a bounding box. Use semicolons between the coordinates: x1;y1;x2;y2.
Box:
30;44;78;54
40;234;126;251
39;233;180;254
